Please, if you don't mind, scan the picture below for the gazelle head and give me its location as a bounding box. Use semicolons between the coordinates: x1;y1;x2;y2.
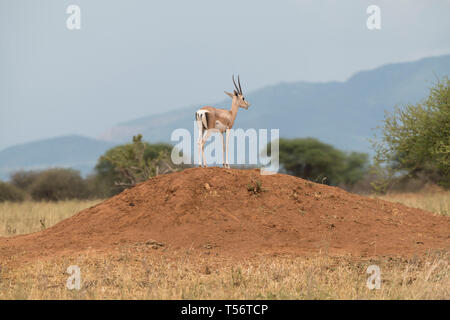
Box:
224;75;250;110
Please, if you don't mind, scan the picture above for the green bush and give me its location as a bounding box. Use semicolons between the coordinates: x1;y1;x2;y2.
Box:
0;181;26;202
84;173;112;199
265;137;369;186
373;76;450;189
95;135;176;196
29;168;88;201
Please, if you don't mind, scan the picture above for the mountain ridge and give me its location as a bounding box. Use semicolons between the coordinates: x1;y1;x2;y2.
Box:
0;135;114;180
112;54;448;128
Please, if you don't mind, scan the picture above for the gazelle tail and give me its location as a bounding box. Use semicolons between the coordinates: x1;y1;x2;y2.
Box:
196;110;209;130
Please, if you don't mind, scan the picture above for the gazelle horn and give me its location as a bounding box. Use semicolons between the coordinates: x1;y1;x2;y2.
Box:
232;75;241;95
238;75;243;95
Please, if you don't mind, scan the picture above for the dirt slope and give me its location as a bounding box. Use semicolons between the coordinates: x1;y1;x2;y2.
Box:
0;168;449;262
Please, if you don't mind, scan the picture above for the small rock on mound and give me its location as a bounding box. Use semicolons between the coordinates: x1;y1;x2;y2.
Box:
0;168;449;260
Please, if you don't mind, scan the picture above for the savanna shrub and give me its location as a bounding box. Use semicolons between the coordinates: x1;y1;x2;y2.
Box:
95;134;177;196
0;181;26;202
29;168;88;201
10;170;40;191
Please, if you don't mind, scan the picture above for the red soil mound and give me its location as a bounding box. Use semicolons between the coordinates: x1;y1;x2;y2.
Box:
1;168;449;261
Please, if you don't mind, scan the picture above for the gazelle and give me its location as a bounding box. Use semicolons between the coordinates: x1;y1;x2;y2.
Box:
196;75;251;168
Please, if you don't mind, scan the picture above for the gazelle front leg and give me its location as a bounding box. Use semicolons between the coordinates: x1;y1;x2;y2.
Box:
225;128;231;169
201;130;211;167
197;120;203;167
222;132;226;168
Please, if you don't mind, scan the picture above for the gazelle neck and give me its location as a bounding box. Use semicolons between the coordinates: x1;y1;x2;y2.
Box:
229;97;240;128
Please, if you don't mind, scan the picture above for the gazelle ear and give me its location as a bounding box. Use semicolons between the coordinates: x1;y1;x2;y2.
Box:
224;91;234;98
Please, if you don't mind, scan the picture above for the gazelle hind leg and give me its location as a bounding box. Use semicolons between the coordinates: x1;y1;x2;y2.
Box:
201;130;211;167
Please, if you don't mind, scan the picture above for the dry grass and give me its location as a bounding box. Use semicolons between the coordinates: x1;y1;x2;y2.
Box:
0;249;448;299
372;190;449;217
0;200;101;237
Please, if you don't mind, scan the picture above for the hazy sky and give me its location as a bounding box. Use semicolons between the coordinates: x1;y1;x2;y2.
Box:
1;0;450;150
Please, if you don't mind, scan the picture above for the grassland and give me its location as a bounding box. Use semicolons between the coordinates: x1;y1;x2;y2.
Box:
373;190;449;217
0;200;101;237
0;248;448;299
0;191;448;299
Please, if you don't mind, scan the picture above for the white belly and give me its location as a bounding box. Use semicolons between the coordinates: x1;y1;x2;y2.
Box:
215;120;228;132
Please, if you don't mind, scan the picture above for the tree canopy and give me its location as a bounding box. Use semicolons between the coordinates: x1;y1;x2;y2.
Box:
94;135;176;196
373;76;449;188
268;137;369;186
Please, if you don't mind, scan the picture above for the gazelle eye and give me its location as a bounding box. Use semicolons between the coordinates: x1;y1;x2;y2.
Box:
242;97;245;100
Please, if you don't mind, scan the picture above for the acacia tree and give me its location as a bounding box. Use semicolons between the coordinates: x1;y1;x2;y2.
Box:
373;76;449;189
95;135;177;195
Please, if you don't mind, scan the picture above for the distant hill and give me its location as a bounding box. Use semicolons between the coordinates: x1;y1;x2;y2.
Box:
100;54;450;153
0;136;114;180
